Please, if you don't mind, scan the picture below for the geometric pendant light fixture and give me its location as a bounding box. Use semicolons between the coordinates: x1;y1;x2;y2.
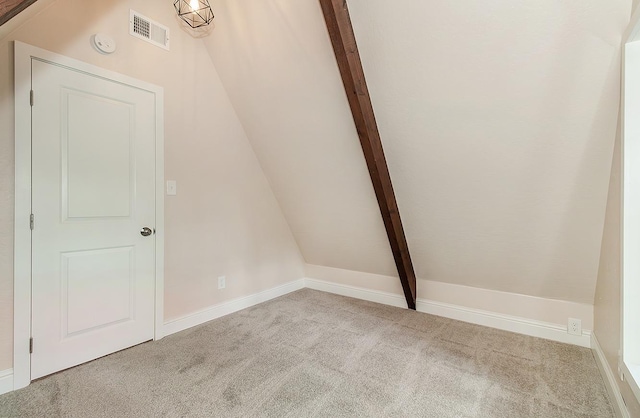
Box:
174;0;214;28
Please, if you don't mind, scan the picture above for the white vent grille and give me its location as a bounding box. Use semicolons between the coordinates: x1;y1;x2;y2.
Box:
130;10;170;51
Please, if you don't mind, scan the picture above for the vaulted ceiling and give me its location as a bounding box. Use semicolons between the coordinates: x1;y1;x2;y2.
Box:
203;0;631;304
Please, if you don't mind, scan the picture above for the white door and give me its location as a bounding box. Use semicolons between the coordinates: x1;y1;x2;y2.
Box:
30;59;157;379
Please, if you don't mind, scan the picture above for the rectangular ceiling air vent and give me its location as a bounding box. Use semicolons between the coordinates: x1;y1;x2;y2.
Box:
129;10;170;51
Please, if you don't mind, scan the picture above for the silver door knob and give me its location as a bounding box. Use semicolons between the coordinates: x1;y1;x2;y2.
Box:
140;227;153;237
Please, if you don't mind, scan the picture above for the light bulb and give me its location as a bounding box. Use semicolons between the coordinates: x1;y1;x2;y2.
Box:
190;0;199;11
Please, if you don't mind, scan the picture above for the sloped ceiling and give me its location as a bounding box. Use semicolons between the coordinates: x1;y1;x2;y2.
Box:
203;0;631;304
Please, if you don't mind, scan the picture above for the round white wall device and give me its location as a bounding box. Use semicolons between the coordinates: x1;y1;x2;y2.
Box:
92;33;116;54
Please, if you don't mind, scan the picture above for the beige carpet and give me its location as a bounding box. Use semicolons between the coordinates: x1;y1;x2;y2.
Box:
0;289;613;417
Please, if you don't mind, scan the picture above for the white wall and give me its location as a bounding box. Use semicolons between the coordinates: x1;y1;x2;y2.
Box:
202;0;398;278
203;0;629;304
0;0;304;371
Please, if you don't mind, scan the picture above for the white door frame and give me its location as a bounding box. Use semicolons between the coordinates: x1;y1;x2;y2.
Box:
621;5;640;407
13;41;165;390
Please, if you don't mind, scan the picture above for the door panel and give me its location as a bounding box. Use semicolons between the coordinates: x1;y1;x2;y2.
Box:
31;59;156;380
62;247;135;336
64;90;134;219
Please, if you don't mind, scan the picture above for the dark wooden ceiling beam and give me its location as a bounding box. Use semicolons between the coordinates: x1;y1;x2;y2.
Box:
0;0;38;27
319;0;417;310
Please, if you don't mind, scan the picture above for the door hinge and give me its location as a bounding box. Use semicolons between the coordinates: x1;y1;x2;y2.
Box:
30;90;34;107
30;214;34;230
29;338;33;354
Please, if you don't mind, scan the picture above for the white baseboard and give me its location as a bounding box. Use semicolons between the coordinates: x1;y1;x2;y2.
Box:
0;369;13;395
305;278;408;309
305;278;591;348
417;298;591;348
163;278;306;336
305;264;594;331
592;333;630;418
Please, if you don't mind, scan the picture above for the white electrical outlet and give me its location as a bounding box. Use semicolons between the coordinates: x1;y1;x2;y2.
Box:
618;361;625;381
166;180;177;196
568;318;582;336
218;276;226;290
618;354;625;381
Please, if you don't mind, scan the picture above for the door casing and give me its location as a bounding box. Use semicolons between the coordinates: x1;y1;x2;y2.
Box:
13;41;165;390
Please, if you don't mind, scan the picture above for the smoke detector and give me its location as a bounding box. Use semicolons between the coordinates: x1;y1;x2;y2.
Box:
92;33;116;54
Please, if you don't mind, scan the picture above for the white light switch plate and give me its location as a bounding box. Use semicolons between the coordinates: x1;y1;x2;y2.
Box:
166;180;177;196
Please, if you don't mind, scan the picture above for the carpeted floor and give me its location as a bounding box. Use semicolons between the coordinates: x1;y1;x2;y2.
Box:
0;289;613;417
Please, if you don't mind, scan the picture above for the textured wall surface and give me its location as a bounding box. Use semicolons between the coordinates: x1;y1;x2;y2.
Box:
0;0;304;371
203;0;630;303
